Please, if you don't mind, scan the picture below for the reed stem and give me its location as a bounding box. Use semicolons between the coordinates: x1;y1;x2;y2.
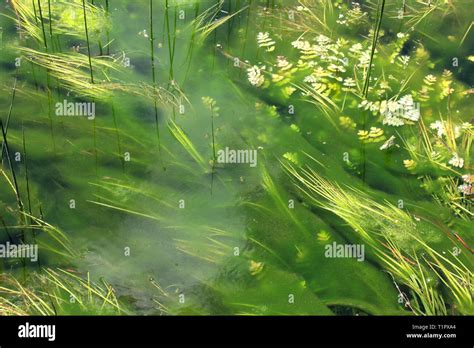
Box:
1;76;17;166
32;0;38;24
106;0;110;55
150;0;164;168
47;0;53;42
82;0;94;84
165;0;175;82
0;120;24;219
361;0;385;183
183;2;200;84
37;0;48;51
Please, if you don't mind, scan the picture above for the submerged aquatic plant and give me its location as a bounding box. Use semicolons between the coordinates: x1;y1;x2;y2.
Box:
193;1;248;45
167;119;207;171
217;0;472;221
11;0;111;45
284;159;473;315
17;46;120;98
9;0;183;104
0;268;126;315
0;0;471;319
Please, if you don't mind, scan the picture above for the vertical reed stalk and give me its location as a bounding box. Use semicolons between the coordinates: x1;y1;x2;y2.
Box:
37;0;48;51
183;2;200;84
32;0;38;24
0;120;24;225
38;1;56;151
82;0;98;174
95;0;103;56
150;0;164;168
171;6;177;79
211;105;216;164
105;0;110;55
3;76;17;132
165;0;176;82
47;0;53;47
82;0;94;83
239;0;252;77
209;102;217;193
361;0;385;183
1;76;17;166
362;0;385;98
150;0;157;98
46;0;60;52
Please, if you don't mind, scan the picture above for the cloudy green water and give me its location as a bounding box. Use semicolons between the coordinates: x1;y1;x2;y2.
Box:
0;0;472;315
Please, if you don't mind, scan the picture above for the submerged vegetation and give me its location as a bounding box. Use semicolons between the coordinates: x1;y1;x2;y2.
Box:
0;0;472;316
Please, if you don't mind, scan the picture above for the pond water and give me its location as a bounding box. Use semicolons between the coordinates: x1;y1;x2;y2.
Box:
0;0;472;315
